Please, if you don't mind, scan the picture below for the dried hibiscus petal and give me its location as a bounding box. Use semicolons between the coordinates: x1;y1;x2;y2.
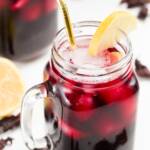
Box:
0;137;13;149
120;0;150;20
121;0;145;7
135;59;150;78
138;6;148;19
0;114;20;133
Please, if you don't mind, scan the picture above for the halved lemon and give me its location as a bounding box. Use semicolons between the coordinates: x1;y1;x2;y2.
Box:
88;11;137;56
0;57;25;119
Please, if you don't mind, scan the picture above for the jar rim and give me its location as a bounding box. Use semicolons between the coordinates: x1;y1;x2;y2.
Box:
52;20;132;79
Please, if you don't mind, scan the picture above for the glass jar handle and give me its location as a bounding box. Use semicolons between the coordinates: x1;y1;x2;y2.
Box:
21;80;62;150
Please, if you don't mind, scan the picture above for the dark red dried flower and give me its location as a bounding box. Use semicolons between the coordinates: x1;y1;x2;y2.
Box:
138;6;148;19
135;59;150;78
0;137;13;150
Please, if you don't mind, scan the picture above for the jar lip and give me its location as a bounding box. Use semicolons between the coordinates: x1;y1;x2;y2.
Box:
52;20;132;77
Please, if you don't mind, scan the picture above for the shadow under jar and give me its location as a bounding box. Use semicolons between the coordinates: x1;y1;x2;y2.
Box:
21;21;139;150
0;0;57;60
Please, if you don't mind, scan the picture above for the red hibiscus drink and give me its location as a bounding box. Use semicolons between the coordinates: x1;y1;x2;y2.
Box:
0;0;57;60
43;21;139;150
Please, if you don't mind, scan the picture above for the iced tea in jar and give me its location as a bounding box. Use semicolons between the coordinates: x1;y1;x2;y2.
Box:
21;21;139;150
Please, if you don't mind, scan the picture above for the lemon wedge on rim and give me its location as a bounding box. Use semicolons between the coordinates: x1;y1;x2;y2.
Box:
0;57;25;119
88;11;137;56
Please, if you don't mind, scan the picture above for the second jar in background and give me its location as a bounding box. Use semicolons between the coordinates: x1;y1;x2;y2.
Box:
0;0;57;60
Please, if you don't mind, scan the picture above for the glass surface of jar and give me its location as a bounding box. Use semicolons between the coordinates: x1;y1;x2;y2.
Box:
21;21;139;150
0;0;57;60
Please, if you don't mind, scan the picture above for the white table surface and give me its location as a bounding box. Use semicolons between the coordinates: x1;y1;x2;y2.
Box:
1;0;150;149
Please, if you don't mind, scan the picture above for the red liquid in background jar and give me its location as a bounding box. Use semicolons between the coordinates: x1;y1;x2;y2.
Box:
44;46;139;150
0;0;57;60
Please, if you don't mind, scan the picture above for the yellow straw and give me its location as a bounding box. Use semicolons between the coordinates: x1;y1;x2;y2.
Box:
58;0;76;48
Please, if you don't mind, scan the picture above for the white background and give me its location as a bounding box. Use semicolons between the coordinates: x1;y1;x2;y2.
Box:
1;0;150;149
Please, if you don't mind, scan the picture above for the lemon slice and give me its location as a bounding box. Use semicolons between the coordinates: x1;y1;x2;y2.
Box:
88;11;137;56
0;57;25;119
